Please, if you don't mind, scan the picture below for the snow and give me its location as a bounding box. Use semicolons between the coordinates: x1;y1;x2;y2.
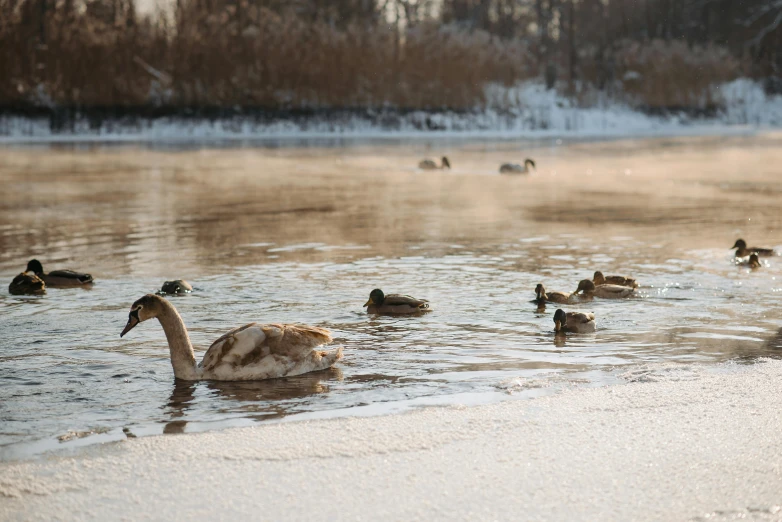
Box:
1;80;781;143
1;358;780;521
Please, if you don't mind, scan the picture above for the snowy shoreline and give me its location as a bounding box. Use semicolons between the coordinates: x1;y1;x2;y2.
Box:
1;358;780;520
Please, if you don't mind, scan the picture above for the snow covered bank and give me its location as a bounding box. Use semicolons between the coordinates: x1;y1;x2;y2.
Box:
1;358;780;521
1;80;781;143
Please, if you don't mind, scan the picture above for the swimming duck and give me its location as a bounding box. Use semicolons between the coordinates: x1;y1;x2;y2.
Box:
534;283;576;305
593;271;638;288
419;156;451;170
159;280;193;295
120;294;342;381
363;288;430;314
25;259;93;287
738;253;762;269
553;308;595;333
9;273;46;295
575;279;635;299
732;239;775;257
499;159;535;174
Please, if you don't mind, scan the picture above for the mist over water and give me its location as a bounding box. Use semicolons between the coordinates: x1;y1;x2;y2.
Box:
2;134;782;459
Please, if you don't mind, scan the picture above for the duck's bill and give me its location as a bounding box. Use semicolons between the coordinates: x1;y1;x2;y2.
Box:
363;299;373;307
120;313;139;337
554;320;562;332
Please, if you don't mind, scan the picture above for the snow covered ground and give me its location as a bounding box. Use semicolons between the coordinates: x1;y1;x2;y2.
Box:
1;358;780;521
1;80;780;143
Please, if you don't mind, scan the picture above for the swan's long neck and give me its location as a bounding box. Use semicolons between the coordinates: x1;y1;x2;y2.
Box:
155;301;200;380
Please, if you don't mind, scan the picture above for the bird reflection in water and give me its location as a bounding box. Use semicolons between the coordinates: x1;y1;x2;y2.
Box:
162;368;344;434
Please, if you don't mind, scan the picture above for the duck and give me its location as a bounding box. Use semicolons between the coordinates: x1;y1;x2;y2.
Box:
8;273;46;295
499;158;535;174
534;283;577;305
25;259;93;287
159;280;193;295
574;279;635;299
120;294;342;381
418;156;451;170
593;271;638;288
732;239;775;257
738;253;762;269
363;288;430;314
553;308;595;333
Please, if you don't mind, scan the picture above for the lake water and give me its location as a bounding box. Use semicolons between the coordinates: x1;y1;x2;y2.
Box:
2;134;782;460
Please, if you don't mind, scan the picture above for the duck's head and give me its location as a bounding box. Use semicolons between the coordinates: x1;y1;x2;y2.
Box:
524;158;536;170
26;259;44;275
535;283;547;300
121;294;164;337
441;156;451;169
553;309;567;332
732;239;746;250
363;288;385;307
593;271;606;285
161;280;192;295
575;279;596;294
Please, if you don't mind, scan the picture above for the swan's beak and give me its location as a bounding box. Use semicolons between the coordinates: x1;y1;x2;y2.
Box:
363;298;373;307
554;320;562;332
120;310;140;337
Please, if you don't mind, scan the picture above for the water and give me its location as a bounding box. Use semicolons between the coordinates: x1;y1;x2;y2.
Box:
2;134;782;460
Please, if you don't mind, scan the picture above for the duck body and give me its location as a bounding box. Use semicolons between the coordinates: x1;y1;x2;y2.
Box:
732;239;775;257
593;271;638;288
499;159;535;174
534;283;578;304
364;288;430;315
26;259;93;287
159;280;193;295
576;279;635;299
120;294;342;381
553;309;596;333
9;273;46;295
738;253;762;269
419;156;451;170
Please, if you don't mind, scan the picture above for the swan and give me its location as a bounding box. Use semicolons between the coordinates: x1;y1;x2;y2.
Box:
499;159;535;174
120;294;343;381
25;259;93;287
593;271;638;288
363;288;430;314
419;156;451;170
731;239;775;257
159;280;193;295
9;273;46;295
574;279;635;299
553;309;595;333
534;283;578;305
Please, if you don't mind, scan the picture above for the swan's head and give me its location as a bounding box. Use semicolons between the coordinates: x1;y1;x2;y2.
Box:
364;288;385;307
25;259;44;275
441;156;451;169
535;283;547;300
553;309;567;332
732;239;746;250
524;158;536;170
575;279;595;294
593;271;606;285
121;294;162;337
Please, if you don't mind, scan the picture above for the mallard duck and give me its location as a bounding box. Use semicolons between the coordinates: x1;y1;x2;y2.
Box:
534;283;576;305
499;158;535;174
575;279;635;299
553;308;595;333
593;271;638;288
9;273;46;295
418;156;451;170
159;280;193;295
363;288;430;314
120;294;342;381
25;259;93;287
732;239;775;257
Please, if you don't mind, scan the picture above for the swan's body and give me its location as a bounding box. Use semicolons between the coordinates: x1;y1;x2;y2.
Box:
9;273;46;295
159;280;193;295
419;156;451;170
499;158;536;174
593;271;638;288
534;283;577;305
575;279;635;299
120;294;342;381
553;309;595;333
364;288;430;315
732;239;774;257
25;259;93;287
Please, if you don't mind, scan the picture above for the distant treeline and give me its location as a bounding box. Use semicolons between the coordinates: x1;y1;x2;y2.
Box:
0;0;780;113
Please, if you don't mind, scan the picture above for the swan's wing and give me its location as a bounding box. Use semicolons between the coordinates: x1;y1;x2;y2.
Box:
384;294;429;308
200;323;333;371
